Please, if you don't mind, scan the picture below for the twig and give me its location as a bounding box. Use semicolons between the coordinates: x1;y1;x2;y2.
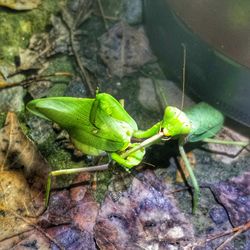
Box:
216;221;250;250
12;210;65;250
93;11;119;21
188;220;250;249
61;5;95;96
181;43;186;110
97;0;108;30
0;72;72;90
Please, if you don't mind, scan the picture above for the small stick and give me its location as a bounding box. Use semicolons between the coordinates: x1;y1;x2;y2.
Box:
188;220;250;249
97;0;108;30
0;72;72;89
181;43;186;110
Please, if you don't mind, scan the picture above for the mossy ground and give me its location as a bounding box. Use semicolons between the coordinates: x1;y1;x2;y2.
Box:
0;0;65;62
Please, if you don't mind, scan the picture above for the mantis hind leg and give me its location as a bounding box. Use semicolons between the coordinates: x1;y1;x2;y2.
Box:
202;138;249;147
45;164;109;207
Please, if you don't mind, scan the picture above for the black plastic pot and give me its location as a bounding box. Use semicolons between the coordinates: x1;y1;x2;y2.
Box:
144;0;250;127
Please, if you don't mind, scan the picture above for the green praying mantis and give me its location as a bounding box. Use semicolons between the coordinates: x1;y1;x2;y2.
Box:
27;91;249;212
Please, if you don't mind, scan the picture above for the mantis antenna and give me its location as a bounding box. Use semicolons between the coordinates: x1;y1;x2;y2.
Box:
181;43;186;110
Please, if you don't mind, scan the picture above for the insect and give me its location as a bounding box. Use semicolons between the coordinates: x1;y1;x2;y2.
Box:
27;91;249;211
27;92;146;205
26;48;248;212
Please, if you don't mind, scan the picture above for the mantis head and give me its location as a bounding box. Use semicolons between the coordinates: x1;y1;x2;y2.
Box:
162;106;191;137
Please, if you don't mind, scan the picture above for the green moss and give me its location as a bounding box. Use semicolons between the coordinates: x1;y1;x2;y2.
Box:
94;170;113;203
0;113;7;128
0;0;66;62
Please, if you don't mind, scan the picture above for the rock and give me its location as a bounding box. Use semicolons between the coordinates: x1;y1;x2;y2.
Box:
64;77;87;98
26;115;54;145
153;78;194;109
138;77;194;112
209;207;228;225
0;86;25;112
138;77;159;112
99;22;155;78
28;80;52;99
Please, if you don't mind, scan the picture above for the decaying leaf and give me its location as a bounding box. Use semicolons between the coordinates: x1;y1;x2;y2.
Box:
18;39;50;72
0;172;99;249
94;170;194;249
0;230;51;250
18;18;70;72
99;22;155;78
61;0;95;95
61;0;93;29
0;0;40;10
0;171;40;241
0;112;49;186
209;171;250;227
38;173;99;249
0;112;50;243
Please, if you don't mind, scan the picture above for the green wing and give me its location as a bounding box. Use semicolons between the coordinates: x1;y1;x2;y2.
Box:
26;95;135;154
88;93;138;150
185;102;224;142
91;93;138;130
27;97;94;128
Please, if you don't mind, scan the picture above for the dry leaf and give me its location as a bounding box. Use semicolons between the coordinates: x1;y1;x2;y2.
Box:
210;171;250;227
94;170;194;249
0;171;39;241
0;112;50;243
99;22;155;78
0;112;49;187
0;0;40;10
0;230;51;250
38;173;99;249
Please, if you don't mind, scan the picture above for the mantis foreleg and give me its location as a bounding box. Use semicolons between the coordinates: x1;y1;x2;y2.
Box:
133;121;161;139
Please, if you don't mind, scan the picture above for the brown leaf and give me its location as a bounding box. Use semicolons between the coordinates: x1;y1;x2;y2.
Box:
0;112;50;242
210;171;250;227
37;173;99;249
94;170;194;249
0;172;99;249
99;22;155;78
0;112;49;188
0;171;40;241
0;230;50;250
0;0;41;10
